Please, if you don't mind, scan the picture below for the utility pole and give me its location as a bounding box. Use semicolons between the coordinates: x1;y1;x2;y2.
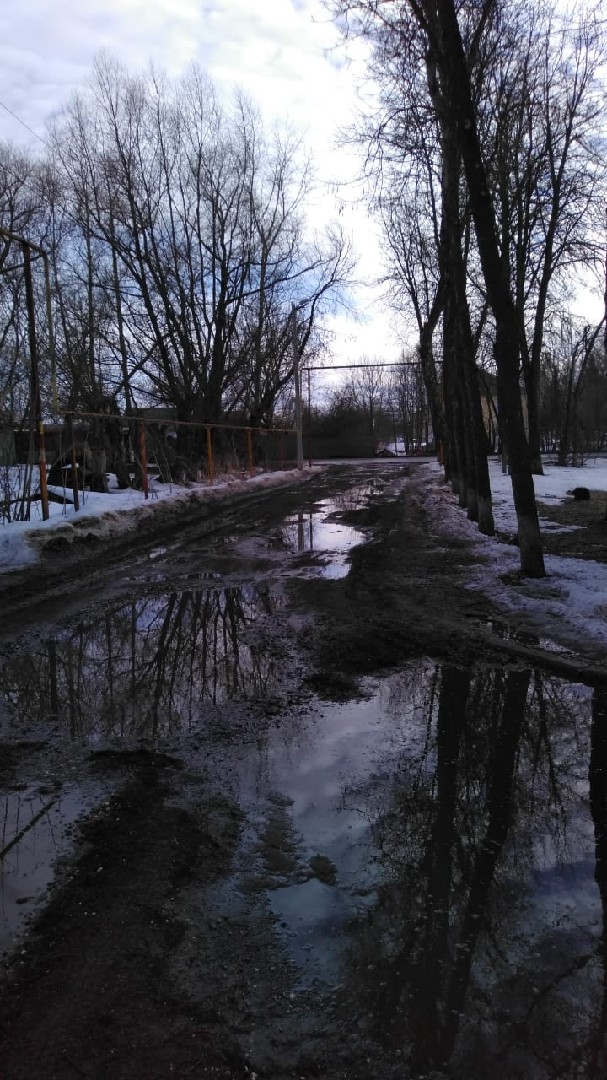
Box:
292;305;304;472
307;367;312;467
603;213;607;519
22;242;49;521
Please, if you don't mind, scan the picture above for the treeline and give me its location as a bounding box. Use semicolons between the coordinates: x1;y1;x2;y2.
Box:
312;357;432;453
0;56;352;436
309;343;607;462
332;0;607;575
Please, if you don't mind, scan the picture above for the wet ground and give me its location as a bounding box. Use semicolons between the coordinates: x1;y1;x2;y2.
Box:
1;461;607;1079
537;489;607;562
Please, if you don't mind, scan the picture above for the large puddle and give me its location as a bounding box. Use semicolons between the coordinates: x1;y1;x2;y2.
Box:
0;581;284;950
0;584;282;743
226;662;605;1076
279;507;362;577
1;475;606;1074
3;630;602;1074
276;484;377;577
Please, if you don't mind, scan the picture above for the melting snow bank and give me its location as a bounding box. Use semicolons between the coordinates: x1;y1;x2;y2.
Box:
422;458;607;658
0;468;320;573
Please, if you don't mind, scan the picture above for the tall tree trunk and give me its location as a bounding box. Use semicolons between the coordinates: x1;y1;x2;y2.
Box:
429;0;544;575
441;119;494;534
84;210;97;399
442;311;466;500
108;203;133;415
463;357;494;535
419;299;445;460
525;334;544;475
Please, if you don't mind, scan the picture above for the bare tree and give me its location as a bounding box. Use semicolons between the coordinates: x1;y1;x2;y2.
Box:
336;0;495;531
483;5;607;473
50;56;352;459
0;145;46;422
389;352;432;452
418;0;545;574
332;0;544;573
345;361;388;441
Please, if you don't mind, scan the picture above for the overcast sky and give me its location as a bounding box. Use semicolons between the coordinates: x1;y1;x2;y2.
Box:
0;0;399;382
1;0;602;385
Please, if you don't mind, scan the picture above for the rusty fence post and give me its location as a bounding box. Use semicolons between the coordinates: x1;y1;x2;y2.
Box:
206;426;214;484
22;242;49;521
139;420;149;500
292;305;304;471
247;428;254;478
38;421;49;521
307;369;313;467
66;412;79;512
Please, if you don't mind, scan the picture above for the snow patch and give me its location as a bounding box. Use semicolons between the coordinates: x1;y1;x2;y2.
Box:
0;468;317;571
423;457;607;654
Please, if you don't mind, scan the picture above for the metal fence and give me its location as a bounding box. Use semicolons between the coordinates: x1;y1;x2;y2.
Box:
2;412;298;524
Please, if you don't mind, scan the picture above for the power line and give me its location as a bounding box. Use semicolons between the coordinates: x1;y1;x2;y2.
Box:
303;361;419;371
0;99;47;147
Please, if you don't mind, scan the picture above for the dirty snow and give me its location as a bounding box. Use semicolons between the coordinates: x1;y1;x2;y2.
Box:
0;468;318;571
424;456;607;655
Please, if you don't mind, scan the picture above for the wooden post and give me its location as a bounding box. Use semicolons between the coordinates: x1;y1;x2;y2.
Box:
42;252;58;414
23;243;49;520
38;421;49;520
307;368;313;467
66;412;80;511
206;426;214;484
139;420;149;499
247;428;254;478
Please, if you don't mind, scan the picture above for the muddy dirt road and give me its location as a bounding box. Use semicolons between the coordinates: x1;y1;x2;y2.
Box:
1;461;607;1079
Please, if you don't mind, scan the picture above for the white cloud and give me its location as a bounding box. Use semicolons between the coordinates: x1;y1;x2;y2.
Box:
0;1;359;170
0;0;401;368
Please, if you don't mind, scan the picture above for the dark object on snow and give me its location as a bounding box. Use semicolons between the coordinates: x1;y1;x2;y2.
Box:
571;487;590;501
309;853;337;885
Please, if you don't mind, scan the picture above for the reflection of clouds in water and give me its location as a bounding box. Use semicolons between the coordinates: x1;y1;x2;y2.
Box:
0;783;103;953
231;684;394;988
279;487;371;573
255;661;600;1075
281;513;362;555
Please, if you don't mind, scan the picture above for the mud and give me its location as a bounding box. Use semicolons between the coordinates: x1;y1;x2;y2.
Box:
537;489;607;561
1;462;607;1079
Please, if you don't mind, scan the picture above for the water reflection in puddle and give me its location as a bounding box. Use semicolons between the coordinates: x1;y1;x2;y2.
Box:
229;661;606;1075
0;783;105;952
0;493;369;747
0;584;280;743
277;497;367;579
1;467;606;1072
234;667;433;985
281;510;361;554
259;689;388;986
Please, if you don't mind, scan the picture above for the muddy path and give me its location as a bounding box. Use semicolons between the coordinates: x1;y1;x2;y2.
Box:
1;462;607;1079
